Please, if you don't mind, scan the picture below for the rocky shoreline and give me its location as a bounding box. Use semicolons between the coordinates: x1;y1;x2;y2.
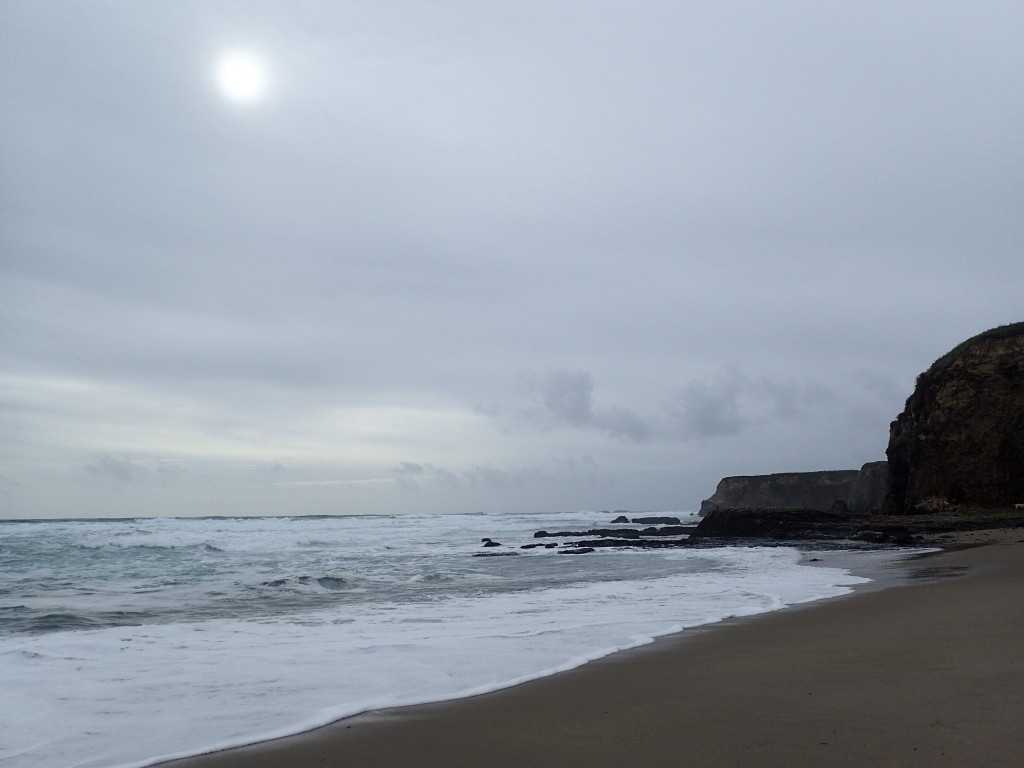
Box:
473;507;1024;556
692;506;1024;546
473;513;699;555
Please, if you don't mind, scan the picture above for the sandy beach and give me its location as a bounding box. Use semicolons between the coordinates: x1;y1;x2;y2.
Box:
162;540;1024;768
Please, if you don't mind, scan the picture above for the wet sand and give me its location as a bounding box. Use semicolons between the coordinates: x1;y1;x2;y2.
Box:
162;541;1024;768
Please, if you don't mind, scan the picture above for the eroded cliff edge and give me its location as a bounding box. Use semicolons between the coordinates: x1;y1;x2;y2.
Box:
698;462;887;517
884;322;1024;514
693;323;1023;540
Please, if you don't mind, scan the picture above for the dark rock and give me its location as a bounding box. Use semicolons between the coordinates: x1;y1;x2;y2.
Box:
610;515;630;524
639;526;692;536
692;508;867;540
534;528;642;539
885;322;1024;514
572;538;694;550
699;499;720;517
527;523;695;550
482;540;501;547
559;547;595;555
850;530;889;544
850;529;920;546
472;551;519;557
592;528;642;538
631;516;682;525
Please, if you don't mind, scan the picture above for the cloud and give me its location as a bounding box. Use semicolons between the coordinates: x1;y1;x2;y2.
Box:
534;369;594;427
2;2;1021;519
662;368;835;441
270;478;391;488
462;463;537;489
0;473;23;494
852;369;908;405
591;406;652;444
663;370;751;440
393;456;604;493
393;461;461;491
86;455;145;482
493;368;836;445
524;370;651;443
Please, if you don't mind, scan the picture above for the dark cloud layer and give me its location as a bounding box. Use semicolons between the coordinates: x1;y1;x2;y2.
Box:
1;1;1022;517
523;369;652;443
514;367;834;445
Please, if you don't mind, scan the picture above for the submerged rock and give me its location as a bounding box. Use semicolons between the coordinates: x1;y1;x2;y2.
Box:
472;551;519;557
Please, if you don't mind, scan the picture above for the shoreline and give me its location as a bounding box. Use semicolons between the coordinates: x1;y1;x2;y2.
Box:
159;537;1024;767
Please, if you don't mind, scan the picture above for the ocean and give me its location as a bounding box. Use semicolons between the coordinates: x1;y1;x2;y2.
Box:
0;511;902;768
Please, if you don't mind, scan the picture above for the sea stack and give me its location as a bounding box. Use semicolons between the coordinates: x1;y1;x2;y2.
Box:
884;322;1024;514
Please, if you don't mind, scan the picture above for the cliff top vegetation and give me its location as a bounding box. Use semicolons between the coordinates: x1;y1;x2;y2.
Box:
925;321;1024;378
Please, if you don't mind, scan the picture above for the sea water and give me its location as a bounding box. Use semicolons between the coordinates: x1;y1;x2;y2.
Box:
1;511;881;768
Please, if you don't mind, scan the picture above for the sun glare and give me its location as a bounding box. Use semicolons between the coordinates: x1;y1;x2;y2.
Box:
216;52;267;103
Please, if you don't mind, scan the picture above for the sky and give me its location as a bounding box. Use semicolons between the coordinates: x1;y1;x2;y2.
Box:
2;1;1022;519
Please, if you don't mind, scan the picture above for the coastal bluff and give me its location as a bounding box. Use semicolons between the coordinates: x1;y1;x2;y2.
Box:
694;321;1024;541
698;462;887;517
885;322;1024;514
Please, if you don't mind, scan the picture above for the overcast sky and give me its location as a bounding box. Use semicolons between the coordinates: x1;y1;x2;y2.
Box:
2;1;1022;519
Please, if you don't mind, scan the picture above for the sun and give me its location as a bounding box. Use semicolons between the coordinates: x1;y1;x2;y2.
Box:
215;52;267;103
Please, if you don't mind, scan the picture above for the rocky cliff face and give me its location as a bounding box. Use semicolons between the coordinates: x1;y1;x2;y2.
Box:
698;461;887;516
885;323;1024;513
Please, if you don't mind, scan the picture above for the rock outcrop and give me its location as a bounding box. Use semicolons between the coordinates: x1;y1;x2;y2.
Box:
693;508;863;539
691;507;921;543
884;322;1024;514
698;462;887;516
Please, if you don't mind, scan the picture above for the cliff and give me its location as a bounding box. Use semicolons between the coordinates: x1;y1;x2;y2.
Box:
885;322;1024;514
698;461;887;517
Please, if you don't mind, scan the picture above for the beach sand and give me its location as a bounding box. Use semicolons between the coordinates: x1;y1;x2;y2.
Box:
162;540;1024;768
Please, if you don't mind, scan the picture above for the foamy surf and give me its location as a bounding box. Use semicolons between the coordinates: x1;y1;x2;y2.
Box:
0;512;888;768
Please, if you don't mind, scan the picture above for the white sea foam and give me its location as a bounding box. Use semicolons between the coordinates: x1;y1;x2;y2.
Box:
0;512;888;768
